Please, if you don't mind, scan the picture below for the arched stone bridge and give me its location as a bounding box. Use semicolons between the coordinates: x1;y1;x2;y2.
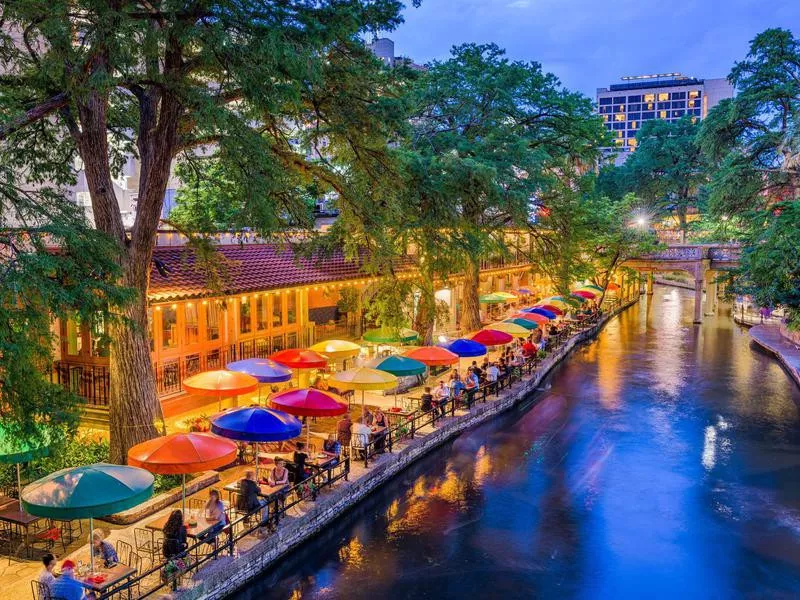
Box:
623;244;741;323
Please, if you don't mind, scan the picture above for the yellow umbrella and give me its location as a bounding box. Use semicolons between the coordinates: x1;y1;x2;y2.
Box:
309;339;362;361
493;291;518;301
485;322;530;338
329;367;398;417
538;297;571;309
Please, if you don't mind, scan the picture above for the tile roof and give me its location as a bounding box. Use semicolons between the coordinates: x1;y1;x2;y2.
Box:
149;243;393;302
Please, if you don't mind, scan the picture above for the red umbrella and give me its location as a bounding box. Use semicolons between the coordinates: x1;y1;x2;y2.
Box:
512;312;550;326
270;388;348;417
128;432;237;512
534;304;565;316
403;346;459;366
471;329;513;346
270;349;328;370
183;370;259;410
572;290;597;299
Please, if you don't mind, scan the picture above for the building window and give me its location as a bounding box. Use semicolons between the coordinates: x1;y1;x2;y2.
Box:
287;292;296;325
66;315;83;356
627;138;637;147
599;106;611;114
614;113;625;122
162;305;178;349
628;103;641;112
657;102;670;110
658;93;669;101
644;94;655;103
642;111;655;120
239;297;251;334
629;120;638;130
617;105;625;113
614;138;624;146
272;295;283;328
672;110;684;118
687;99;695;108
691;116;698;124
599;97;612;105
671;101;685;109
671;91;687;100
186;302;199;344
627;95;642;103
207;302;221;341
617;131;623;138
646;102;654;110
659;110;668;119
90;313;110;357
613;122;625;130
627;112;641;121
255;295;268;331
689;90;700;99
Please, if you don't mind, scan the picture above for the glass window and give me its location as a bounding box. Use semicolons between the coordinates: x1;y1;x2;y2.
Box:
598;106;611;114
627;112;641;121
612;122;625;130
90;313;109;357
147;308;154;351
644;94;655;103
287;292;296;325
671;101;685;109
657;102;670;110
272;295;283;328
162;305;178;349
613;96;625;104
671;91;686;100
627;138;637;147
659;110;668;119
617;130;623;138
687;99;696;108
617;104;625;112
658;93;669;101
646;102;654;110
185;302;199;344
691;108;701;116
66;315;83;356
688;90;700;99
672;109;685;118
599;97;612;105
642;111;655;120
239;297;251;334
614;113;625;122
628;103;641;112
207;302;221;341
255;295;268;331
629;120;638;130
627;95;642;103
614;138;624;146
604;123;613;131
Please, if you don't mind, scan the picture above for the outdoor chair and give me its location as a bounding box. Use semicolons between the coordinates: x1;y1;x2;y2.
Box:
30;579;51;600
54;519;81;545
133;527;159;566
29;520;65;554
228;492;258;535
350;433;368;461
188;498;205;511
116;539;133;566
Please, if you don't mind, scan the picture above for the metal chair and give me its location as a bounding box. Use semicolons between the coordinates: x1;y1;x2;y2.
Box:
188;498;205;511
115;539;133;566
350;433;368;461
133;528;158;567
30;580;50;600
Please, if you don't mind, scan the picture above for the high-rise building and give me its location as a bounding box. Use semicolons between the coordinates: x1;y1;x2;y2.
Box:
596;73;734;163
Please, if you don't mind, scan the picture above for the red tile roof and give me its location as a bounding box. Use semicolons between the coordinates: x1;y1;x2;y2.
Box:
149;243;394;302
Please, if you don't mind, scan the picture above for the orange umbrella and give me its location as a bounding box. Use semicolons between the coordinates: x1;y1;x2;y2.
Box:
607;282;620;291
403;346;459;367
183;370;259;411
512;312;550;326
128;432;237;512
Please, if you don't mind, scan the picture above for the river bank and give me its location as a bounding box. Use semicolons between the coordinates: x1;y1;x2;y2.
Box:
176;298;640;600
750;324;800;388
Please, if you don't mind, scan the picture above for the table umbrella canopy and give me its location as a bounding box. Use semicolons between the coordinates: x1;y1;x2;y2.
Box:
492;291;518;301
503;317;538;330
572;290;597;299
210;407;302;442
532;304;564;316
578;284;604;293
329;367;398;391
21;463;154;519
485;322;530;338
541;296;580;308
471;329;514;346
128;433;237;475
362;327;419;344
270;388;348;417
0;424;50;465
270;349;328;370
309;340;362;360
570;293;589;303
183;370;259;397
366;355;427;377
226;358;292;383
438;338;487;358
513;312;551;325
479;293;505;304
606;282;620;291
521;307;557;319
403;346;459;367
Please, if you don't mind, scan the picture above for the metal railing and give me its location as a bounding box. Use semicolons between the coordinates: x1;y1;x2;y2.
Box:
52;362;110;406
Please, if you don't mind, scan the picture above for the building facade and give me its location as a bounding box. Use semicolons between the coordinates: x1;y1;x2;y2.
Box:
596;73;734;164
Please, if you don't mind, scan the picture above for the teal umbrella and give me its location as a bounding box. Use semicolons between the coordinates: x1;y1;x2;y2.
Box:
367;355;427;377
0;424;50;499
503;317;538;330
22;463;154;573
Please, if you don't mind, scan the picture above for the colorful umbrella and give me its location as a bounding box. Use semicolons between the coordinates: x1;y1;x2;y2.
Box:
226;358;292;383
607;282;620;291
485;322;530;338
570;293;589;303
366;355;427;377
542;296;581;308
362;327;419;344
403;346;459;367
270;388;348;418
532;304;564;316
183;370;259;410
572;290;597;299
0;424;50;499
513;312;551;325
270;349;328;370
503;317;538;330
128;433;237;513
578;284;604;293
210;407;302;479
471;329;514;346
309;339;362;361
479;293;506;304
438;338;487;358
22;464;153;573
329;368;398;417
492;291;518;301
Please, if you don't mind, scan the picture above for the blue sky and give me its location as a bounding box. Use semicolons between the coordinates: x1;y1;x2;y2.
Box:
386;0;800;97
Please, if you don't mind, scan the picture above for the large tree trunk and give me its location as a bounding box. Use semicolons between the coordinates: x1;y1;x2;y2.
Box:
413;278;436;345
460;259;481;332
678;205;688;243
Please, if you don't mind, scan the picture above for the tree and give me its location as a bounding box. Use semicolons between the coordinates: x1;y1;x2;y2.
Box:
407;43;604;331
623;117;709;241
0;0;410;462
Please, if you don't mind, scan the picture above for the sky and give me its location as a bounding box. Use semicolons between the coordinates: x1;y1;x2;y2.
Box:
386;0;800;97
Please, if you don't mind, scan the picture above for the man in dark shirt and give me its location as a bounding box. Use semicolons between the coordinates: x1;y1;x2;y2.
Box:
420;386;434;413
292;442;309;483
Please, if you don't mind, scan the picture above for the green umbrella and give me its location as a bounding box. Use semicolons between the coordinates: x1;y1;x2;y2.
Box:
0;424;50;499
22;463;154;573
479;293;505;304
549;295;582;308
362;327;419;344
503;317;538;330
367;355;427;376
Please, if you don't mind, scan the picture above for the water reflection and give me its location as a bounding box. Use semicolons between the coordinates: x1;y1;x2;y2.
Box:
238;288;800;599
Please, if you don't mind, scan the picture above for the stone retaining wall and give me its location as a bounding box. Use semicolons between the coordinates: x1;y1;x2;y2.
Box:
176;298;639;600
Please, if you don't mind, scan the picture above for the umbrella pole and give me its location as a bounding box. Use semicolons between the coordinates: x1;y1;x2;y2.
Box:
16;463;21;500
255;445;259;481
89;516;95;574
362;390;366;419
182;474;186;515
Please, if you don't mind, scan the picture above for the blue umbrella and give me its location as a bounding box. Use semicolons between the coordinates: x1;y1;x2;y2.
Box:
522;307;557;319
366;355;427;377
439;338;487;358
211;406;302;478
226;358;293;383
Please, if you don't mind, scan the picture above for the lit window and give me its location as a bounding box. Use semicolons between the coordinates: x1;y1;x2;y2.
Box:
617;105;625;112
617;131;623;138
646;102;654;110
287;292;296;325
691;116;698;124
629;120;638;129
614;138;624;146
239;297;251;334
603;115;609;122
627;138;638;147
256;295;268;331
658;93;668;101
186;303;199;344
644;94;655;103
659;110;667;119
162;305;178;349
687;99;695;108
614;113;625;122
207;302;220;341
689;90;700;99
272;295;283;327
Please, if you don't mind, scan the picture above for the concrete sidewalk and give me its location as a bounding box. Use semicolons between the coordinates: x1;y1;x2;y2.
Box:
750;324;800;388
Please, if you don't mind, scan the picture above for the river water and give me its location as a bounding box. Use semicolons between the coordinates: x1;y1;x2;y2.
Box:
237;287;800;599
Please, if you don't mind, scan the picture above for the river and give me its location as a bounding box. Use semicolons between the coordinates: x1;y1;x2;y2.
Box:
236;287;800;599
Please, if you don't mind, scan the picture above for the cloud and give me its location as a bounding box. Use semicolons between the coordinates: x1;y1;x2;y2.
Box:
507;0;532;7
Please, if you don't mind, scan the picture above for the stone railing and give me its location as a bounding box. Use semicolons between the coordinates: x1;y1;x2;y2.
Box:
634;244;741;263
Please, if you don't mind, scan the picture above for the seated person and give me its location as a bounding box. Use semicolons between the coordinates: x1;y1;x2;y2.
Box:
162;510;188;560
237;470;268;522
200;489;228;541
91;530;119;567
322;434;342;463
268;458;290;487
51;560;85;600
38;553;57;596
486;362;499;382
420;387;434;413
290;442;309;483
351;417;372;448
373;408;387;428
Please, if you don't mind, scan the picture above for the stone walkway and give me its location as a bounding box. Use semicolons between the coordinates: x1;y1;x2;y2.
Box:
750;324;800;387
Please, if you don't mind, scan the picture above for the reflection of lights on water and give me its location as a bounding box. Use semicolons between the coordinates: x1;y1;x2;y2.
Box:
338;537;366;569
385;499;399;520
702;426;717;470
472;446;492;486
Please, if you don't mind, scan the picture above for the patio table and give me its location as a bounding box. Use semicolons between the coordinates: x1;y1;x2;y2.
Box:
222;481;288;504
147;511;220;540
75;562;138;597
0;507;41;557
0;497;18;511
